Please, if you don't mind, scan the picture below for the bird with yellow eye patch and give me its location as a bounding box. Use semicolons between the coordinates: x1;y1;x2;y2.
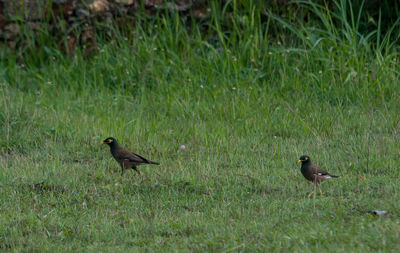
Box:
298;155;339;198
101;137;159;180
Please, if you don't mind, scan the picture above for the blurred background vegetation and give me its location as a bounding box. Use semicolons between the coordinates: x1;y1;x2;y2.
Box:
1;0;399;62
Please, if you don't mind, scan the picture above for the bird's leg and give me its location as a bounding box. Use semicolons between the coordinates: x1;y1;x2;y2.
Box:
116;167;125;182
318;184;324;195
308;179;317;198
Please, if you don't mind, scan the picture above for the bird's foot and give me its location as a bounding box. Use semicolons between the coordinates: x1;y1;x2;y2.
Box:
141;175;150;183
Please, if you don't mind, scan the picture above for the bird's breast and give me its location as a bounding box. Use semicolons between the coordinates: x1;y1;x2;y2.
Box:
301;166;315;181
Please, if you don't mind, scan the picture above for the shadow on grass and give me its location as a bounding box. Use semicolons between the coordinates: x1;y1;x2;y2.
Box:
119;179;210;196
245;184;282;195
18;181;68;194
159;225;205;238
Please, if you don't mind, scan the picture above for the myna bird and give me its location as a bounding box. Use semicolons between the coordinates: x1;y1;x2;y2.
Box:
101;137;159;179
298;155;339;198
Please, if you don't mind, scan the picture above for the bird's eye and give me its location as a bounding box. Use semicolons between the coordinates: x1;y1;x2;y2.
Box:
305;157;308;160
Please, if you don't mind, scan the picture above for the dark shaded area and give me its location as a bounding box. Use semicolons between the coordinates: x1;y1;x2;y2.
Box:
19;181;68;194
0;0;398;60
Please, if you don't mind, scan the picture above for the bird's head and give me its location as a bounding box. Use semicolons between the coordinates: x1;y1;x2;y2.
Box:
101;137;117;146
298;155;310;164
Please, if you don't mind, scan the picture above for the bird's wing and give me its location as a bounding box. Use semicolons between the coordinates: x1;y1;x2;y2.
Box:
310;164;329;176
116;148;151;164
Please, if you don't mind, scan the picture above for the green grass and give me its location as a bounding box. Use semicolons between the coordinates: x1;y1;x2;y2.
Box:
1;1;400;251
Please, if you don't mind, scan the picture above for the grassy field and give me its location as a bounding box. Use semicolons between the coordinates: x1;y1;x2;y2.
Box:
1;2;400;251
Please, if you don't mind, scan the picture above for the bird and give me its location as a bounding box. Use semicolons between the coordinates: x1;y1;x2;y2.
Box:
101;137;159;179
298;155;339;198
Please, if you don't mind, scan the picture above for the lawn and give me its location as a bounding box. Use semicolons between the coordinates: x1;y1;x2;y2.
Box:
1;4;400;251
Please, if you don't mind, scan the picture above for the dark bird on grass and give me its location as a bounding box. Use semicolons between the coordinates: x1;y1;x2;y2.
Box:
101;137;159;179
298;155;339;198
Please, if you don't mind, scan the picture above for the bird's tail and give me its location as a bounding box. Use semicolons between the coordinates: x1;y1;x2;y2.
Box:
148;160;160;165
330;174;339;178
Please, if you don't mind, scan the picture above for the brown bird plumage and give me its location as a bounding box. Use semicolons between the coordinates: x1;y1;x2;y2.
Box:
298;155;338;198
101;137;159;177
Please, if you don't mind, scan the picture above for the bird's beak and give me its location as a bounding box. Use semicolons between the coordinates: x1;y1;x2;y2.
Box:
100;141;105;145
297;160;302;163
